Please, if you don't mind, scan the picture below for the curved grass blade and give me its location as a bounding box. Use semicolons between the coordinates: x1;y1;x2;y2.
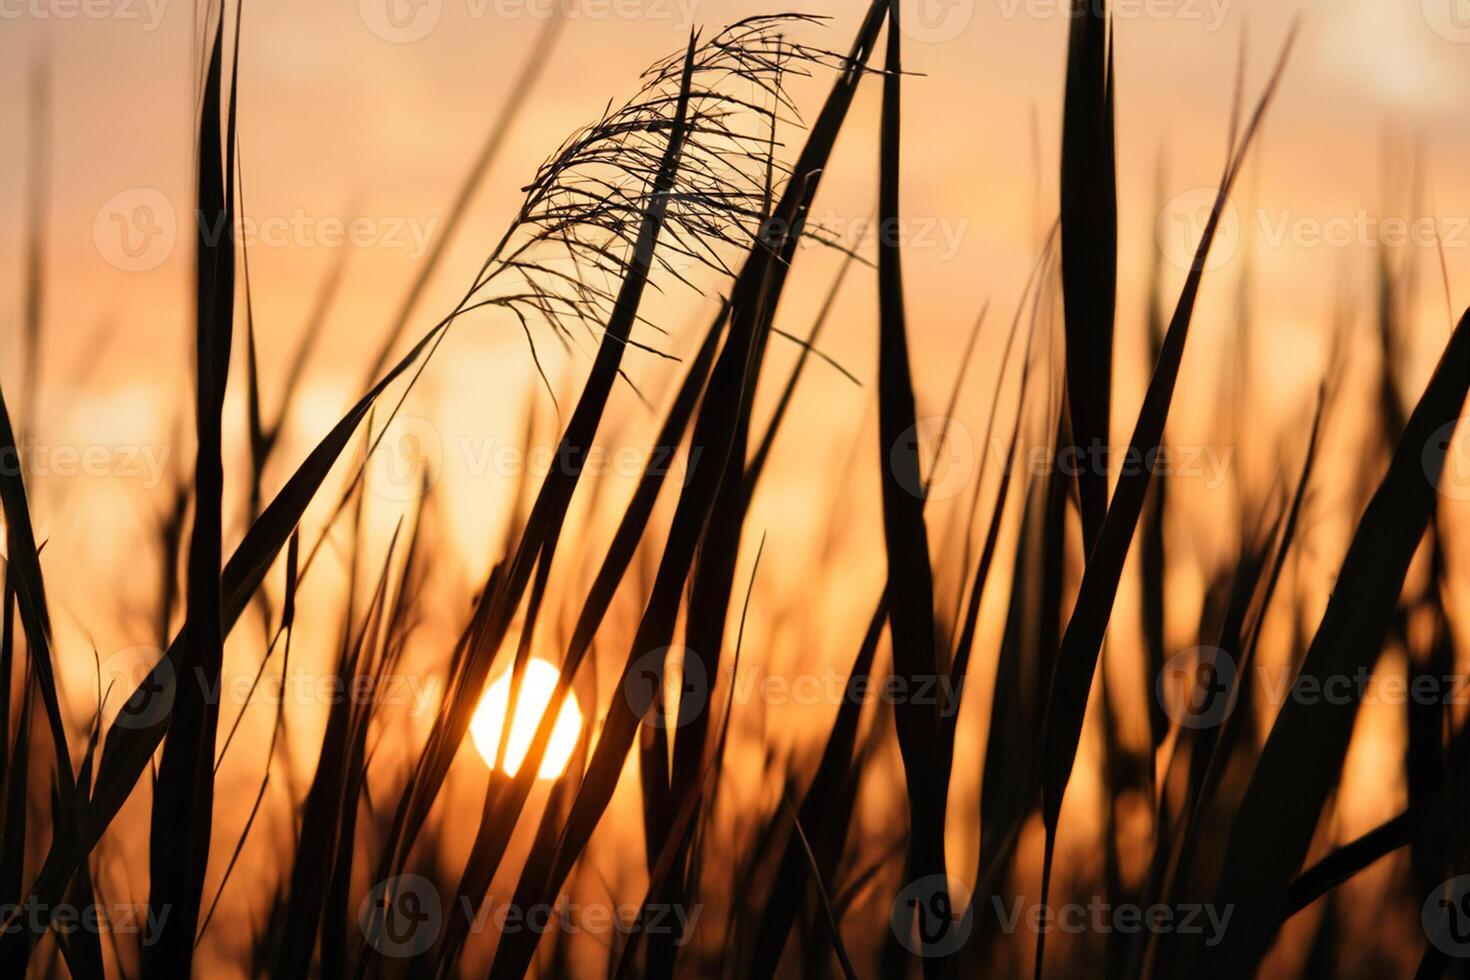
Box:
0;252;457;976
0;387;79;854
1203;308;1470;975
1033;29;1297;976
486;11;891;978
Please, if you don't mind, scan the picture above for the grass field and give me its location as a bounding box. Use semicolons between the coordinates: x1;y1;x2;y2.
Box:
2;1;1470;977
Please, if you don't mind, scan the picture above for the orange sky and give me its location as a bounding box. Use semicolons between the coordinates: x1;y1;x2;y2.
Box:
2;12;1469;973
3;0;1470;686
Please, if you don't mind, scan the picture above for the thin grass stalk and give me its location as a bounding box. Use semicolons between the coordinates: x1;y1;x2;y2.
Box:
874;7;949;972
143;7;241;968
1058;0;1116;550
1032;31;1296;976
486;10;890;977
1203;307;1470;975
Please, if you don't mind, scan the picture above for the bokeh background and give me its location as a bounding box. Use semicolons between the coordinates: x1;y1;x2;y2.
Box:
3;0;1470;974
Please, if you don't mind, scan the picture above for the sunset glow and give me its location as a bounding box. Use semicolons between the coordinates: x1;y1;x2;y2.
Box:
6;1;1470;973
469;659;581;779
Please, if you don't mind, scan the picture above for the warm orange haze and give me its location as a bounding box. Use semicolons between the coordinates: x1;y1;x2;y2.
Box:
1;0;1470;978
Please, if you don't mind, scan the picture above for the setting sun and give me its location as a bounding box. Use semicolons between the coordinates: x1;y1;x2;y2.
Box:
469;659;582;779
10;2;1470;975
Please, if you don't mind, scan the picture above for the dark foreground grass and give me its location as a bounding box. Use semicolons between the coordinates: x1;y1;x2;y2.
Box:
1;2;1468;978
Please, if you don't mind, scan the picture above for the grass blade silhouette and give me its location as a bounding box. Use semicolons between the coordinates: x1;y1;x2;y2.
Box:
1204;307;1470;975
144;9;241;968
1034;28;1297;976
1059;0;1116;549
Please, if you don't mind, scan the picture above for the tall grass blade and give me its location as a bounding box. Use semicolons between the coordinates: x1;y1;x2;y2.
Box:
1035;21;1295;935
487;10;890;977
0;387;78;858
1059;0;1116;549
1204;307;1470;975
1034;30;1296;975
144;7;242;968
874;8;948;973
